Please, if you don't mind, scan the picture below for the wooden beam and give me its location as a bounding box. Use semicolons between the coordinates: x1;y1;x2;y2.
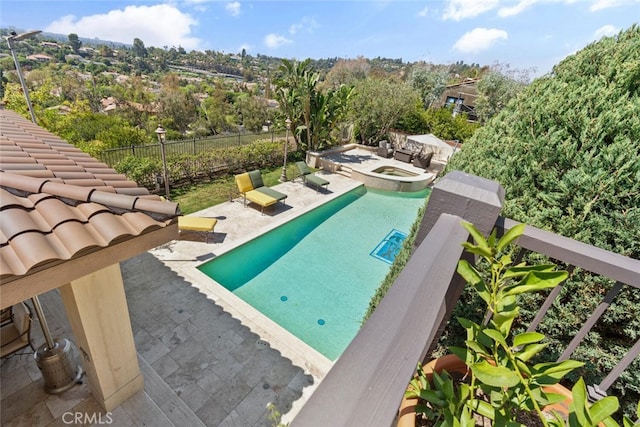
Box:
498;218;640;288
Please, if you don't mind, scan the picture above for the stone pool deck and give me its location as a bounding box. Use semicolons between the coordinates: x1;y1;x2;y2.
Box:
0;147;443;426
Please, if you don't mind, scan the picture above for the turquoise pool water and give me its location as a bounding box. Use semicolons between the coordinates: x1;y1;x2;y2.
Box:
198;186;429;360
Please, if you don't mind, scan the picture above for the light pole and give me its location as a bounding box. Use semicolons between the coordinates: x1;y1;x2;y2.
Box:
280;118;292;182
6;30;42;124
155;125;170;200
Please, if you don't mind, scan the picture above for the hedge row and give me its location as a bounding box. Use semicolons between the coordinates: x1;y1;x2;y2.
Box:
114;138;289;191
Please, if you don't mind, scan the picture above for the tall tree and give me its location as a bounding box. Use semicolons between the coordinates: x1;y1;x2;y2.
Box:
132;38;148;58
407;64;449;108
157;73;197;133
68;33;81;53
321;57;370;90
348;77;420;145
275;59;314;149
474;62;531;123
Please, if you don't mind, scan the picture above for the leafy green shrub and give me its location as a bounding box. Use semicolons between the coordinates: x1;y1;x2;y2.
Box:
445;24;640;417
114;155;158;187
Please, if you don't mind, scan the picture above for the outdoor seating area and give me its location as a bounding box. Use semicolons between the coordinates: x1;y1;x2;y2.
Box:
413;151;434;169
376;140;394;158
394;148;413;163
296;161;329;192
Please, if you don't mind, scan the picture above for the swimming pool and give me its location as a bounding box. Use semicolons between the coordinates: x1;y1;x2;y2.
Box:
198;186;429;360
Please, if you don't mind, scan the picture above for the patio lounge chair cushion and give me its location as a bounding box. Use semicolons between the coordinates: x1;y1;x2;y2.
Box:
248;170;264;188
247;170;287;203
236;172;254;193
178;216;217;232
245;190;278;208
296;161;329;192
178;216;217;243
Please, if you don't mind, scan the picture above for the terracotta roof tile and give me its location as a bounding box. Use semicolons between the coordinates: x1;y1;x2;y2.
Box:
75;202;113;218
0;109;180;284
39;180;94;202
9;169;56;178
5;232;66;273
34;197;90;225
1;208;52;240
0;171;48;193
0;189;34;210
43;165;86;172
0;163;44;170
35;159;77;166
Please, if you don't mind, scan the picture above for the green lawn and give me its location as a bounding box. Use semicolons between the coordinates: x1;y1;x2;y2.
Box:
171;164;299;214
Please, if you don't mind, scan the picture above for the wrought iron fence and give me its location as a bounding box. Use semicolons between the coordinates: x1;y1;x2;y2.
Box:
97;129;286;166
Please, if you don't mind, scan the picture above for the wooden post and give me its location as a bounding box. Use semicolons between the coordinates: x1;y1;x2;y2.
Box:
59;263;143;411
415;170;505;248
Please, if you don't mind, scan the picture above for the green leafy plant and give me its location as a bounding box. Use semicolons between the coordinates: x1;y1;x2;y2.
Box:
405;221;631;426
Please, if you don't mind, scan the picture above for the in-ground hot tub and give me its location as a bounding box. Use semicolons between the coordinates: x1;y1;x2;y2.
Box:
371;166;419;177
352;165;435;192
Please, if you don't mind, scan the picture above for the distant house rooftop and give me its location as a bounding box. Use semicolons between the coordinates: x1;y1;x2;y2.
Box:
438;78;480;122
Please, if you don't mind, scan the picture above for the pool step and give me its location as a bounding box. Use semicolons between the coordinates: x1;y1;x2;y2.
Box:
336;165;352;177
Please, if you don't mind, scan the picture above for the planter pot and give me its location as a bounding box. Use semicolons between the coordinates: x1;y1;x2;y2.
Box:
397;354;573;427
398;354;469;427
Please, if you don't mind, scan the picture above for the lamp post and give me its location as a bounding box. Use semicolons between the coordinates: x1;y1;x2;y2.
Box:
155;125;170;200
6;30;42;124
280;118;292;182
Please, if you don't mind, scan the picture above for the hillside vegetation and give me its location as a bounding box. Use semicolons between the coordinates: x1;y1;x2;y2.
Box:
446;25;640;416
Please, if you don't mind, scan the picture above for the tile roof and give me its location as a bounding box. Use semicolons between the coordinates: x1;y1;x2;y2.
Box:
0;108;180;285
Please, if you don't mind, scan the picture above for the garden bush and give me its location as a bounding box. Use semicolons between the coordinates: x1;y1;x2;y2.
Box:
444;24;640;418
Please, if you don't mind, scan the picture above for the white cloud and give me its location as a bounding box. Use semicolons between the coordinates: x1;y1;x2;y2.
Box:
498;0;540;17
453;28;508;53
289;17;320;35
417;6;429;17
264;33;292;49
45;5;200;50
225;2;241;17
443;0;499;21
589;0;639;11
594;24;619;38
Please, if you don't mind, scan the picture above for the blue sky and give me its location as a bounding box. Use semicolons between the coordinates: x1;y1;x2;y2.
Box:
1;0;638;76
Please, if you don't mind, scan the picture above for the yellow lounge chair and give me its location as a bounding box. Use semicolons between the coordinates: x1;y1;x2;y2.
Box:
235;173;278;214
178;216;217;243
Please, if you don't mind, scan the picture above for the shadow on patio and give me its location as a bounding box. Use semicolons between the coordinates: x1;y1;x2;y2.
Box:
1;252;313;426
